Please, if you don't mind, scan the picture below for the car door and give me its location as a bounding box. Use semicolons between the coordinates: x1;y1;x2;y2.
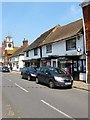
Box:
22;68;26;78
44;68;51;84
24;68;28;79
38;67;45;83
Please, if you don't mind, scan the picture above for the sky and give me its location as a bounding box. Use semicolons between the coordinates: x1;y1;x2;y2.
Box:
2;2;83;47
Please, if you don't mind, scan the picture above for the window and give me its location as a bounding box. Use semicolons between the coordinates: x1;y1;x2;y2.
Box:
46;44;52;53
34;48;38;56
73;60;86;73
26;51;29;57
66;38;76;51
78;60;86;73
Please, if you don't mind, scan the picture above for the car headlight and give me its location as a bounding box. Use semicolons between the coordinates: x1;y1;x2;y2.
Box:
31;73;36;77
54;76;64;82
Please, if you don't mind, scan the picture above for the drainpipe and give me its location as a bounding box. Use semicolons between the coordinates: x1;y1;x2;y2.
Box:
82;17;88;83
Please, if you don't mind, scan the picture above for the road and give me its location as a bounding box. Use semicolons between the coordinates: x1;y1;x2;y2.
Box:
1;72;88;119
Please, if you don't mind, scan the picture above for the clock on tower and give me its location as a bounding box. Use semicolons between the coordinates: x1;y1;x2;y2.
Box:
5;36;14;50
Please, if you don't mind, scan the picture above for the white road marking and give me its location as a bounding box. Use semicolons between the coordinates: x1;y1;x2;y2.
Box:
15;83;29;93
8;79;11;82
41;100;76;120
5;78;11;82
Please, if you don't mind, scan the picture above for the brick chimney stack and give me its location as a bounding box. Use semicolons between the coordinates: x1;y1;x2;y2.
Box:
23;38;28;47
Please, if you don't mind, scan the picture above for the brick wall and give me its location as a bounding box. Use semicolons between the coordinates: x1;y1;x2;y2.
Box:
83;4;90;83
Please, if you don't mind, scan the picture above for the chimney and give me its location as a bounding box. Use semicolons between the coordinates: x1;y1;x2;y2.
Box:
23;38;28;47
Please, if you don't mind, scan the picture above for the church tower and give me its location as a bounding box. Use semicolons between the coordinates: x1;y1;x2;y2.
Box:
5;36;14;50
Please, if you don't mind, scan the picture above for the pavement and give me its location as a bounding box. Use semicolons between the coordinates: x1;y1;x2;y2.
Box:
11;70;90;91
73;80;89;91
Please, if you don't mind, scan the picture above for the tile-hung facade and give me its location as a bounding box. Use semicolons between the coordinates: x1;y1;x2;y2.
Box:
81;0;90;83
24;19;86;81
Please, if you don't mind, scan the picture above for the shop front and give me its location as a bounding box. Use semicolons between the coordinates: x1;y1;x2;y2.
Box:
40;55;59;67
58;55;86;81
40;58;51;67
23;59;40;68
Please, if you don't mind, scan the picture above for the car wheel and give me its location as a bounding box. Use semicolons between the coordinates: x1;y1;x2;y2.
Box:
21;75;23;79
49;81;55;88
36;78;39;84
28;75;31;81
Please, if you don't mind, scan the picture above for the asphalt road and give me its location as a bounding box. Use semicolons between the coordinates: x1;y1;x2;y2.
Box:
1;72;88;119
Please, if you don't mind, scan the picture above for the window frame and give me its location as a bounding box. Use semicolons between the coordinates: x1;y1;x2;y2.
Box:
46;44;52;53
34;48;38;56
66;38;76;51
26;51;29;57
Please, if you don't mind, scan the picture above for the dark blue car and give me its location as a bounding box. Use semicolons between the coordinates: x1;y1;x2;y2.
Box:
21;67;37;81
36;66;73;88
2;66;10;72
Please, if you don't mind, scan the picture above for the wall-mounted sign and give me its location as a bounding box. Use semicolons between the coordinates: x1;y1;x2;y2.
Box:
77;47;81;52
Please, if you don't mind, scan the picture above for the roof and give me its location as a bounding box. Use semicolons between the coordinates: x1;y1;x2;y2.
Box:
7;47;20;55
41;19;83;46
81;0;90;7
24;25;60;52
6;35;12;38
24;19;83;52
11;45;29;57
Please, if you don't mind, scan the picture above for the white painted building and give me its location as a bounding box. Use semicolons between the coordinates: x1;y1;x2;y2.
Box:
10;39;29;71
24;19;86;81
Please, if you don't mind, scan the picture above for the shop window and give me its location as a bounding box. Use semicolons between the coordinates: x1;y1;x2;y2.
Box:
78;60;86;73
47;60;51;66
34;48;38;56
66;38;76;51
46;44;52;53
83;60;86;73
78;61;82;72
73;61;78;72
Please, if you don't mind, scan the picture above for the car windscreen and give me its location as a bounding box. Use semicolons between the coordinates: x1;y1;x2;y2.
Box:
28;67;37;72
49;68;65;75
2;67;8;69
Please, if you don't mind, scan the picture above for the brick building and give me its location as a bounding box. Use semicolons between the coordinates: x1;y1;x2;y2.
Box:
2;36;19;66
81;1;90;83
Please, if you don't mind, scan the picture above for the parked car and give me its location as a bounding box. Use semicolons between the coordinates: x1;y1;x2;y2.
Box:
0;66;2;72
36;66;73;88
21;67;37;81
2;66;10;72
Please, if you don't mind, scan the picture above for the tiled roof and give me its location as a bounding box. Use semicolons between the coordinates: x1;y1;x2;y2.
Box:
24;25;60;52
81;0;90;7
7;47;20;55
11;45;29;57
41;19;83;46
24;19;83;52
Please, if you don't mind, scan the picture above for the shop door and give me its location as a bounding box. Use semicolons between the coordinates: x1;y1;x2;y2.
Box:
72;61;79;80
